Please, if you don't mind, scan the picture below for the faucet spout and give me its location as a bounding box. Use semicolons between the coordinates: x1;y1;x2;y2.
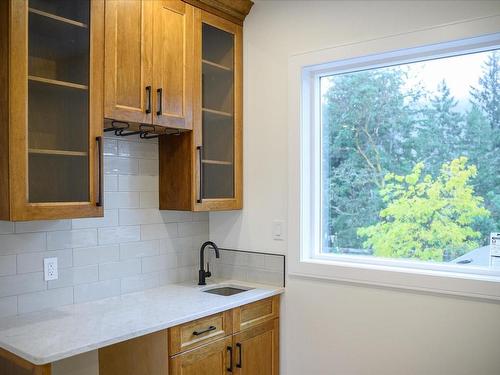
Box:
198;241;220;285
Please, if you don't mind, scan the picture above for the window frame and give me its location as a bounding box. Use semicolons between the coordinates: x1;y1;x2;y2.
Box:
288;24;500;300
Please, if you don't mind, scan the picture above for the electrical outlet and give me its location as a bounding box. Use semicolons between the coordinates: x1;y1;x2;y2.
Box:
44;257;58;281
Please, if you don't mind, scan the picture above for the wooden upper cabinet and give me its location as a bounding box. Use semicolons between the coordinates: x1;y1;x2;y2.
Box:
104;0;153;124
159;9;243;211
104;0;193;130
0;0;104;221
152;0;194;129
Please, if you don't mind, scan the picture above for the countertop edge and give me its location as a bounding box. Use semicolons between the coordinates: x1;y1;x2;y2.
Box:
1;286;284;366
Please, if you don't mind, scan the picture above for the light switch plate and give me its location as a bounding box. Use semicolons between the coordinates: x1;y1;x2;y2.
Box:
272;220;285;241
44;257;58;281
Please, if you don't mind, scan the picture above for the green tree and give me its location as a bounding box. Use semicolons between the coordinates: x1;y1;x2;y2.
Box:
357;157;490;261
467;51;500;244
322;67;422;249
418;80;464;176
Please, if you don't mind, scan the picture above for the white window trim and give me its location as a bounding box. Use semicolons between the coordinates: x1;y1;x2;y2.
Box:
288;16;500;301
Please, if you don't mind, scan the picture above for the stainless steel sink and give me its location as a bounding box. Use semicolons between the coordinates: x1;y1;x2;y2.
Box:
202;286;251;296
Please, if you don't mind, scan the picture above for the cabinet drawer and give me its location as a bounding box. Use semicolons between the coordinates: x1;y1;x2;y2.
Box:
233;296;280;333
169;311;232;355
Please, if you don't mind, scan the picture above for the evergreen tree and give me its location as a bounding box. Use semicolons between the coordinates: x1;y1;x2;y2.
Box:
418;80;464;176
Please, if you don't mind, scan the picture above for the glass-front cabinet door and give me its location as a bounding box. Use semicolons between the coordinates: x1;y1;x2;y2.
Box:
195;11;243;210
8;0;104;220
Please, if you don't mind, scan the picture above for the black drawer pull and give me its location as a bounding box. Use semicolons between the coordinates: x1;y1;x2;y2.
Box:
192;325;216;336
96;136;103;207
156;88;163;115
227;346;233;372
145;86;152;114
236;343;242;368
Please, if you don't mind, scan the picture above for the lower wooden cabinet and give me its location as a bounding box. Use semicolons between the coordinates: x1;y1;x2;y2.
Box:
168;296;280;375
170;336;233;375
233;319;279;375
170;319;279;375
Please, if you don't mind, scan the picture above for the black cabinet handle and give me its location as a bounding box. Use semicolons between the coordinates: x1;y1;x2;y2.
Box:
197;146;203;203
156;88;163;116
227;346;233;372
192;325;216;336
236;343;242;368
145;86;152;114
96;136;103;207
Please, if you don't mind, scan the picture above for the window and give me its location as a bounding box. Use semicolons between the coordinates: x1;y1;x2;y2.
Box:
319;49;500;274
289;31;500;299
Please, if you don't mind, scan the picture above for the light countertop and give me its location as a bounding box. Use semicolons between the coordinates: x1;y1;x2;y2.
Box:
0;280;284;365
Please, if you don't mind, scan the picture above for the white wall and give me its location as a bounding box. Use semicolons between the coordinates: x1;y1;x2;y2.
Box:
210;1;500;374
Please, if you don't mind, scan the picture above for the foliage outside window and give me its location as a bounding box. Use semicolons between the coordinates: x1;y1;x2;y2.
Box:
320;49;499;268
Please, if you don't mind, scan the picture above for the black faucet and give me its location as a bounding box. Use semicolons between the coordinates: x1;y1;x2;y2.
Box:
198;241;220;285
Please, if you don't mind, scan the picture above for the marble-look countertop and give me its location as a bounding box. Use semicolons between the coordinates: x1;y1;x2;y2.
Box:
0;281;284;365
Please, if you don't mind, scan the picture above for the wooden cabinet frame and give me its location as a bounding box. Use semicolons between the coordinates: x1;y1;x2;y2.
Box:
0;348;51;375
0;0;104;221
159;9;243;211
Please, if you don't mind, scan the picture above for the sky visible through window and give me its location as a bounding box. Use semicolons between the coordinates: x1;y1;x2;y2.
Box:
320;49;499;267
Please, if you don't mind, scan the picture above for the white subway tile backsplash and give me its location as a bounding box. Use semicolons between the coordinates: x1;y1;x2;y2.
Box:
0;272;46;298
118;140;158;159
104;175;119;192
18;287;73;314
120;240;159;259
99;259;141;281
0;256;16;276
0;296;17;318
17;249;72;274
98;226;141;245
176;251;197;267
246;269;283;286
47;229;97;250
0;221;14;234
15;220;71;233
141;254;178;273
141;223;178;240
119;209;163;225
119;175;158;192
160;211;193;223
139;192;159;209
73;245;120;267
105;192;140;209
104;157;139;175
178;221;209;237
0;232;46;254
74;279;121;304
160;237;192;254
48;266;98;289
138;159;158;176
0;135;209;317
72;210;119;229
103;138;118;156
191;212;209;222
121;273;159;294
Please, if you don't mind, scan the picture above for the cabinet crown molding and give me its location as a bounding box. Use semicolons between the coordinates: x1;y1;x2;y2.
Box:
182;0;254;25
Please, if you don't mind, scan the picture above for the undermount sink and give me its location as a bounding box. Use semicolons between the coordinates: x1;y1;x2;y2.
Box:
202;285;252;296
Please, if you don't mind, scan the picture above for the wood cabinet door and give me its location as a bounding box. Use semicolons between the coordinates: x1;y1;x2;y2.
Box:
232;319;279;375
8;0;104;221
152;0;194;130
193;10;243;211
104;0;153;124
170;336;233;375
